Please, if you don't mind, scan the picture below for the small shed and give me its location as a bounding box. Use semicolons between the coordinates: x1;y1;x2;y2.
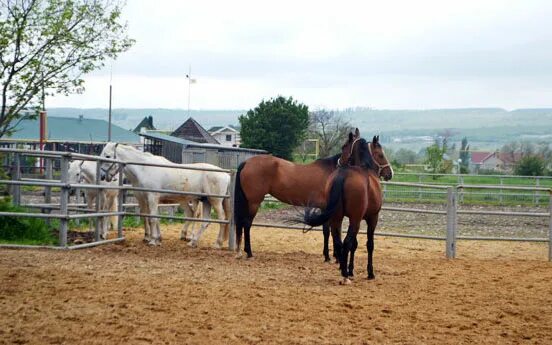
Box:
140;132;266;169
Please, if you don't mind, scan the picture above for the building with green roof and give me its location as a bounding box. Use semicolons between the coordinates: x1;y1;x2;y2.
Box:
3;115;139;144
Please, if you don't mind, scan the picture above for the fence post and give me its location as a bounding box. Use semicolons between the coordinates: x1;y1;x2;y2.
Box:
548;192;552;262
94;160;102;242
44;158;53;225
228;171;237;251
117;162;124;239
446;187;457;259
499;178;504;204
459;175;464;204
418;175;423;200
535;178;540;206
12;153;21;205
74;185;81;226
59;155;70;247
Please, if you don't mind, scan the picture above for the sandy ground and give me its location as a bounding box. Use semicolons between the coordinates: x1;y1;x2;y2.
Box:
1;224;552;345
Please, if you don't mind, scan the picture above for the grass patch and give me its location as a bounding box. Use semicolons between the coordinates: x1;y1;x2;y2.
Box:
0;198;57;245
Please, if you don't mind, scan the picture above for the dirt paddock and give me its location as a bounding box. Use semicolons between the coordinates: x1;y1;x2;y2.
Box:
1;225;552;344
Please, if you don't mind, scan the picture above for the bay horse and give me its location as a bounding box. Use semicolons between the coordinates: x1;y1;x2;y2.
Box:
302;135;393;284
234;129;362;259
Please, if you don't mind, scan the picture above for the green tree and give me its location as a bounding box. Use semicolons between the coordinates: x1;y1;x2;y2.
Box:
0;0;134;138
393;148;419;165
459;137;470;174
425;138;447;179
239;96;309;160
514;156;546;176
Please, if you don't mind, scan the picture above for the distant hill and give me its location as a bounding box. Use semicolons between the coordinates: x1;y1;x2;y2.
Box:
47;107;552;150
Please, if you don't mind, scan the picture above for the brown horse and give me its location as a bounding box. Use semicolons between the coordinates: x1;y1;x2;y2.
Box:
234;129;361;258
302;135;393;284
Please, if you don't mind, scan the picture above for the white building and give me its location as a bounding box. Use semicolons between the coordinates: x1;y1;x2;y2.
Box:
208;125;241;147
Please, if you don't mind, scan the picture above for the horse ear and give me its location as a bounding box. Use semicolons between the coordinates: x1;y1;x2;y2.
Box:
348;132;354;142
376;135;380;142
372;135;378;144
354;128;360;138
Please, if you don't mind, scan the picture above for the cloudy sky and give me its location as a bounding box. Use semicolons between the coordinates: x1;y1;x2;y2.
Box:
49;0;552;110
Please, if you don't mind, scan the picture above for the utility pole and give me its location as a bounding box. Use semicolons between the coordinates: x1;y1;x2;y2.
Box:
108;64;113;142
186;65;196;118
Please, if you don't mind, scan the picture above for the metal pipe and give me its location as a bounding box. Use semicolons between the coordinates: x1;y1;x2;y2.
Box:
457;210;549;217
59;156;70;247
67;238;125;250
117;163;124;239
228;171;237;251
130;212;230;224
68;212;126;219
446;187;457;259
382;206;447;215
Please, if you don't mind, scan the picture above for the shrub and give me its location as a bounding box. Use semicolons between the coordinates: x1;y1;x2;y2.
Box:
0;198;56;245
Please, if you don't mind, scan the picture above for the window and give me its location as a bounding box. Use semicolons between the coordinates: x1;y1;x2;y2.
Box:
225;134;232;141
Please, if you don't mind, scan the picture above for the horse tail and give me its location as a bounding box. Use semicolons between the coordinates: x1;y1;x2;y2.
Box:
234;161;249;229
303;173;346;227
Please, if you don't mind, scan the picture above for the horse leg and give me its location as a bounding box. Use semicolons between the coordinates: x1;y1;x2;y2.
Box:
136;193;151;242
340;223;359;285
348;237;358;278
108;192;118;230
179;201;194;241
211;199;227;249
189;201;212;248
147;195;161;246
87;191;96;232
99;191;109;240
331;222;342;264
366;216;378;280
322;222;331;262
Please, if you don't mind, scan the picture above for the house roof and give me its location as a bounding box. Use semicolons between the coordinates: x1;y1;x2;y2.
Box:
133;116;156;133
171;117;219;144
5;115;140;143
470;151;494;164
140;131;266;153
208;125;240;134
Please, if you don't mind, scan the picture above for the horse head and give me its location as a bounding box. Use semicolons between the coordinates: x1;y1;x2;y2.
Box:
338;128;360;167
348;135;393;181
99;142;121;182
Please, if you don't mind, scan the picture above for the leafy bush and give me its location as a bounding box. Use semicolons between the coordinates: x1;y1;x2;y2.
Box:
514;156;546;176
0;198;56;245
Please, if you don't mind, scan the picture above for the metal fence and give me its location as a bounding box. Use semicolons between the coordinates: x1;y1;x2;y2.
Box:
0;148;235;250
1;148;551;261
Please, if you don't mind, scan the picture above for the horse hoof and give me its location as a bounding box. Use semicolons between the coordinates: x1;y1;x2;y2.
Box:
212;243;222;250
348;274;355;280
339;278;352;285
324;257;331;263
188;241;198;248
147;240;159;246
367;274;375;280
235;253;243;259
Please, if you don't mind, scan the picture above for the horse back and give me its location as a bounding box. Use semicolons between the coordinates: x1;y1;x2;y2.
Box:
240;154;334;206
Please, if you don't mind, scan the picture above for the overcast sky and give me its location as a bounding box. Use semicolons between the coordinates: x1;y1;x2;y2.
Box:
49;0;552;110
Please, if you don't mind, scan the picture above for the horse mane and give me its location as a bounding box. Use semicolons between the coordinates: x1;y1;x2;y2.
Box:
315;153;340;168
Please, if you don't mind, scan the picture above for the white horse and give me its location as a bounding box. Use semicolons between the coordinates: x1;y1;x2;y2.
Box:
68;160;119;239
99;143;231;247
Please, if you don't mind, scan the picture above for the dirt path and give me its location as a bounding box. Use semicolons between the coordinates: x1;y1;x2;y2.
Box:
1;225;552;344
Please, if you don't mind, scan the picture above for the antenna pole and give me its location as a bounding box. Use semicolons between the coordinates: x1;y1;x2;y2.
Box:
187;65;191;118
108;64;113;142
